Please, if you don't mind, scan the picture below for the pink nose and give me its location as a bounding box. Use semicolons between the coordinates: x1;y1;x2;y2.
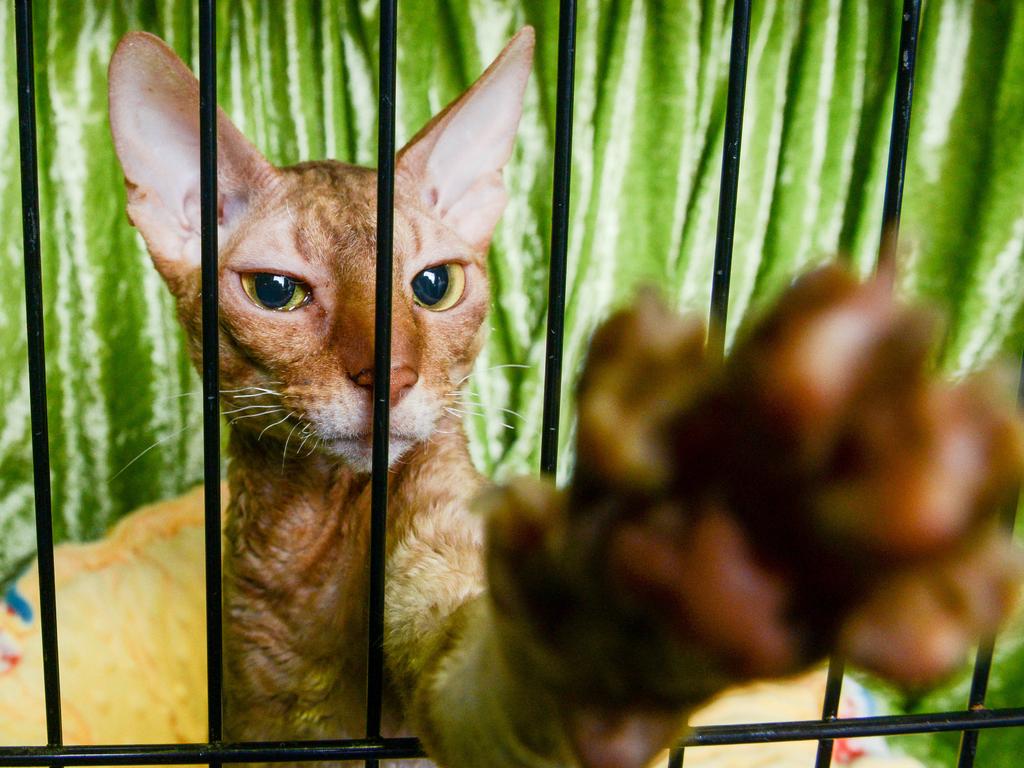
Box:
350;365;419;407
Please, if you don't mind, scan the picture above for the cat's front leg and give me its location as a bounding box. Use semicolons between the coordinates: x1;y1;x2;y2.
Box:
484;266;1023;768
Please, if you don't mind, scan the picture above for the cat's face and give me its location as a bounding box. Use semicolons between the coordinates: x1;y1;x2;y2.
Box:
108;30;533;470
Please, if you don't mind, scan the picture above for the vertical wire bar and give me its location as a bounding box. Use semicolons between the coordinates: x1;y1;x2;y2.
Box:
877;0;921;270
957;635;997;768
365;1;397;764
667;748;685;767
707;0;752;357
817;4;921;766
956;357;1024;768
813;656;846;768
539;0;578;477
198;0;223;756
14;0;63;748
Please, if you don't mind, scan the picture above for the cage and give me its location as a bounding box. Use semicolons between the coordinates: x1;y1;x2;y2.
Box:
2;0;1024;767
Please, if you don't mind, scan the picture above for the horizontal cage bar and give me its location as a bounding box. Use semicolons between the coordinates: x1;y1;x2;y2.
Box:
4;707;1024;766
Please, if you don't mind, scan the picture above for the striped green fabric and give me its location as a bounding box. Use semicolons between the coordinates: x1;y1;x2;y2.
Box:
1;1;1024;763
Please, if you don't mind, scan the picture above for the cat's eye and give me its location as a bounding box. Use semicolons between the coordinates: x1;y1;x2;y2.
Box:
411;264;465;311
241;273;311;312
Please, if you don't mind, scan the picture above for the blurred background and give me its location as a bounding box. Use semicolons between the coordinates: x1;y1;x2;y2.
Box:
1;1;1023;763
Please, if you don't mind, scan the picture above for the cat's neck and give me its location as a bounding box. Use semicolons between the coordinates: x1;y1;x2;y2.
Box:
220;414;482;741
222;415;482;588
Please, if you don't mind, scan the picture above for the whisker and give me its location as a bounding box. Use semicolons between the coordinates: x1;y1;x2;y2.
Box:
449;394;525;421
222;404;282;415
282;420;303;470
152;390;201;404
445;407;514;431
444;407;466;420
220;384;284;395
109;425;191;481
455;363;531;387
229;410;285;425
446;406;487;419
258;412;293;440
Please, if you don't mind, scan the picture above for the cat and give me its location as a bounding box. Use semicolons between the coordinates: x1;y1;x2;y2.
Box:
5;24;1017;768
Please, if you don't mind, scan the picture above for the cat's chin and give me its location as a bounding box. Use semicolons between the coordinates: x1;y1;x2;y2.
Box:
322;435;417;474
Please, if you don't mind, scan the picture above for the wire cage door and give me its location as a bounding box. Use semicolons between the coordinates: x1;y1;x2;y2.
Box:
6;0;1024;766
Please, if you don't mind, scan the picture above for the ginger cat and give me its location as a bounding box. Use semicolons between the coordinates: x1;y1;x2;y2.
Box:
2;25;1019;768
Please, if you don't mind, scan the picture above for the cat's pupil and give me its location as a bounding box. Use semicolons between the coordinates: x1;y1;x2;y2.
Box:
412;266;450;306
254;274;296;309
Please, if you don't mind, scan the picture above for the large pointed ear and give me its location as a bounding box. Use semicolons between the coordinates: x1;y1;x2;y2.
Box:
397;26;534;250
108;32;275;284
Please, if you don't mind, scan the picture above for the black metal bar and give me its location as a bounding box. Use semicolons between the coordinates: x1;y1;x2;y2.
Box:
813;656;846;768
365;1;397;764
681;707;1024;748
955;350;1024;768
4;707;1024;765
198;0;223;754
539;0;578;477
956;635;996;768
0;738;425;766
877;0;921;271
707;0;752;356
809;5;923;759
666;748;684;768
14;0;62;748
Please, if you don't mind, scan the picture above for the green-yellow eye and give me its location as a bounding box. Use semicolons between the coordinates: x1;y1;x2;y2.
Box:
411;263;465;311
242;273;311;311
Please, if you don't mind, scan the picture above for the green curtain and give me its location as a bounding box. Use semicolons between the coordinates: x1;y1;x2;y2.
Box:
2;1;1024;764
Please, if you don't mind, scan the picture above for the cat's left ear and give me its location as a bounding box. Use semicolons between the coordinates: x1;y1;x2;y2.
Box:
397;27;534;250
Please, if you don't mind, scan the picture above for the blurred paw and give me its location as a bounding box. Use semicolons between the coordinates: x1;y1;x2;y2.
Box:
486;264;1023;709
580;266;1024;688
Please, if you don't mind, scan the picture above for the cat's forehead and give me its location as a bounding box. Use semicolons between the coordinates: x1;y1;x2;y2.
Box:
279;161;377;254
270;160;464;272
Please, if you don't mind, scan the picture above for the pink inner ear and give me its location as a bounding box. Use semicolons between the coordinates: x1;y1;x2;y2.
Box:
109;32;275;272
423;60;530;218
442;177;508;250
398;27;534;247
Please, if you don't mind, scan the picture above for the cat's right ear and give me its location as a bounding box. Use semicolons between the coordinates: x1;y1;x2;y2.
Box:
108;32;275;287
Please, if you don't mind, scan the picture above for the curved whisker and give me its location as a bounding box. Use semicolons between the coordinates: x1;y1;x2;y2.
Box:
445;406;486;419
296;430;314;457
221;385;285;396
455;363;532;387
445;407;514;431
223;404;283;416
258;412;294;440
229;409;285;425
282;420;304;470
153;390;201;403
448;394;525;422
109;425;191;481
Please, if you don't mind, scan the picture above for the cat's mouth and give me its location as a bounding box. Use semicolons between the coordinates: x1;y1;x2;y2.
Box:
305;388;442;470
321;432;419;472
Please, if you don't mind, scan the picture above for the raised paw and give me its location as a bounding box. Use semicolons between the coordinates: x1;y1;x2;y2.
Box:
599;266;1023;688
488;265;1024;712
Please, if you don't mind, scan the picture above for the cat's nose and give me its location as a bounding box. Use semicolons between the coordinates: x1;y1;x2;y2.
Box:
350;365;419;407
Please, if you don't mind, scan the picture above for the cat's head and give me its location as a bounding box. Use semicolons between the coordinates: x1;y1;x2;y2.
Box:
108;28;533;471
